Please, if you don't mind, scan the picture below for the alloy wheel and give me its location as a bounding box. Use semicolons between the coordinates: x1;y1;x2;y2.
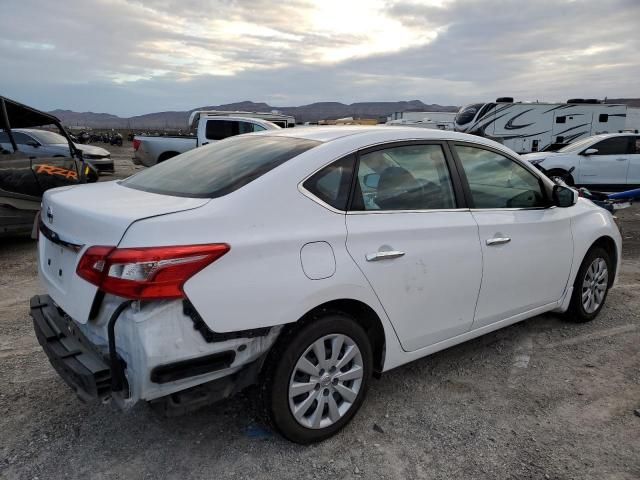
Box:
581;257;608;314
288;334;364;429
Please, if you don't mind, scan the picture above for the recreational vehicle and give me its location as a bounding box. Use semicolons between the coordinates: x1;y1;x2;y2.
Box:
454;98;627;153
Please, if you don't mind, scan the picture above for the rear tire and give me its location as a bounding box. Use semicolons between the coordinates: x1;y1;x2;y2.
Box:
261;312;373;444
566;247;612;322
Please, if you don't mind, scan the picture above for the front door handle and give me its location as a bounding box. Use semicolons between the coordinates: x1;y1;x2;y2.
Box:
486;237;511;246
366;250;405;262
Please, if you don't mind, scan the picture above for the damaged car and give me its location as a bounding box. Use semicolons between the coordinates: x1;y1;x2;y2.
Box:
1;95;97;236
31;126;621;443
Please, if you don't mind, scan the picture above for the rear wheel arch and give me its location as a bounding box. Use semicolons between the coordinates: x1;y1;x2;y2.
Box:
273;299;386;376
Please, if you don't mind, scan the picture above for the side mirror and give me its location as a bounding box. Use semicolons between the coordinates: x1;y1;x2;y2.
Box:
363;173;380;189
583;148;598;155
553;185;578;207
26;140;40;148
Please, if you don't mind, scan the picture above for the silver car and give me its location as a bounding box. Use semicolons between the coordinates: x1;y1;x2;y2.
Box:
0;128;114;173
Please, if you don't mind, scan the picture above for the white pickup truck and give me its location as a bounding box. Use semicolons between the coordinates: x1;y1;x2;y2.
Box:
133;111;293;166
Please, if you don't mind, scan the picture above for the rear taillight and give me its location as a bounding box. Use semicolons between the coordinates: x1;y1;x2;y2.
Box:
132;139;141;151
77;244;229;300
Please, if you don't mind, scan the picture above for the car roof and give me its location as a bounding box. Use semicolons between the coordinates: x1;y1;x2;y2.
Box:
261;125;499;144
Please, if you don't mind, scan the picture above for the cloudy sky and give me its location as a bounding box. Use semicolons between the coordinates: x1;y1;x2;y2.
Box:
1;0;639;116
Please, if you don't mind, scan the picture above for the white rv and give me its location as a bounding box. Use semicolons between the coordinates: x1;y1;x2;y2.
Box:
454;98;627;153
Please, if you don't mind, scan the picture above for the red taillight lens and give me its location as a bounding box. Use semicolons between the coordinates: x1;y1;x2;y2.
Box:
77;244;229;300
132;139;141;151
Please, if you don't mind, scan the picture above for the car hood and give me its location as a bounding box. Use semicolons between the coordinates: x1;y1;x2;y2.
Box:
521;152;554;162
75;144;110;156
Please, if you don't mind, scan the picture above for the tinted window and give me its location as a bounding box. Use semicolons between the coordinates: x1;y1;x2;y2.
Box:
122;135;320;198
456;145;546;209
205;120;240;140
13;132;34;145
598;114;608;123
303;155;355;210
592;137;630;155
634;137;640;154
352;144;456;211
556;116;566;124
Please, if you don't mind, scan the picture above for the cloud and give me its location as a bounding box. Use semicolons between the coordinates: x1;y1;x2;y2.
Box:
0;0;637;115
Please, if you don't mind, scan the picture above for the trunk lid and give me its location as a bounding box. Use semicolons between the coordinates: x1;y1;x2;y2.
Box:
39;181;209;322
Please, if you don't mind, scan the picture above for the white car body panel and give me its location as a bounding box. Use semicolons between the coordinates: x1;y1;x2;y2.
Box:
470;208;573;327
345;210;482;352
34;126;622;406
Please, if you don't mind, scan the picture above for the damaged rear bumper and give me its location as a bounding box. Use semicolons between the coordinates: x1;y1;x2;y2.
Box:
30;294;281;410
30;295;111;402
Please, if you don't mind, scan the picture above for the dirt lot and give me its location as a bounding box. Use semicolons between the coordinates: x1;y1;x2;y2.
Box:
1;143;639;479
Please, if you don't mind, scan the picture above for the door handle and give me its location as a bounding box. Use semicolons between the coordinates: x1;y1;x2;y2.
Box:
366;250;405;262
486;237;511;246
615;158;627;161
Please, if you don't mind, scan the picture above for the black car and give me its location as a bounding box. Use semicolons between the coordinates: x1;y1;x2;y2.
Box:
0;96;98;237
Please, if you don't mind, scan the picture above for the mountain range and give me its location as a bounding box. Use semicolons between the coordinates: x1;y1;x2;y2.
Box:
50;100;459;130
50;98;640;130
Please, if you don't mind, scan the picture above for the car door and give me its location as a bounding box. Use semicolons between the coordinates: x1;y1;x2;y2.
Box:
578;136;630;187
452;143;574;328
344;142;483;352
626;136;640;186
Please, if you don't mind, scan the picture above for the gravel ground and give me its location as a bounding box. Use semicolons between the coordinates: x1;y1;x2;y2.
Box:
1;143;639;480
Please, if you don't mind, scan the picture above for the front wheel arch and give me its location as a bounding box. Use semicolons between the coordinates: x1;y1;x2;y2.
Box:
589;236;618;287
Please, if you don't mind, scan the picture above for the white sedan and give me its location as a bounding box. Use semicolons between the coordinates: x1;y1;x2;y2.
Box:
31;126;621;443
523;132;640;188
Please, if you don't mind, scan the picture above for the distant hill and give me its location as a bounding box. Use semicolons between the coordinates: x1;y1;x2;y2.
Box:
51;100;459;129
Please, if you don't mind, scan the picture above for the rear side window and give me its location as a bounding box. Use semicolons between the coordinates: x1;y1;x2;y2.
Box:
352;144;456;211
205;120;259;140
303;155;355;210
122;136;320;198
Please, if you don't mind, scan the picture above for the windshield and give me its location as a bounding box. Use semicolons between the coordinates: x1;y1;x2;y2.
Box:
122;135;321;198
557;136;601;153
30;130;69;145
455;103;485;126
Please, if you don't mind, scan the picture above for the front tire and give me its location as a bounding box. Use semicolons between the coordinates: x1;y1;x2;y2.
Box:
566;247;612;322
546;168;575;186
262;312;373;444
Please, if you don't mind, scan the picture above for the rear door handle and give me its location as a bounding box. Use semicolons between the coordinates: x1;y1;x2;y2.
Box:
366;250;405;262
486;237;511;246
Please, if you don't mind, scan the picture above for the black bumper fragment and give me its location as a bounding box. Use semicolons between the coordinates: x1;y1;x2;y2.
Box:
30;295;111;402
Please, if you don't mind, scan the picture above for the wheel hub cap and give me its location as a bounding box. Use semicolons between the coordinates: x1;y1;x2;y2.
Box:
288;333;364;429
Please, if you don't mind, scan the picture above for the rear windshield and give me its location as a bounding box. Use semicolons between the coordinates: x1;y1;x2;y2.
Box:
122;135;320;198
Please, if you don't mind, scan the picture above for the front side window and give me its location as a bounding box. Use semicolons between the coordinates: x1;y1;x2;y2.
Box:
455;145;547;209
303;155;355;210
591;137;630;155
122;135;320;198
352;144;456;211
